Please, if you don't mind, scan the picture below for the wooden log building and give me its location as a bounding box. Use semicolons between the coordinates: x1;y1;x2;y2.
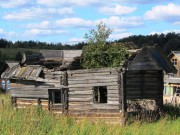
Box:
1;46;177;124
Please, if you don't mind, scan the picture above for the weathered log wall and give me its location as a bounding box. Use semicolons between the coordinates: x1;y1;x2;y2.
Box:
67;68;122;123
10;84;52;110
124;70;163;99
10;70;68;114
123;70;163;112
12;97;49;110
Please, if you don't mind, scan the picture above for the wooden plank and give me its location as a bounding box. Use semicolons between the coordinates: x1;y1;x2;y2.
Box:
91;104;120;109
69;102;92;105
126;95;159;99
108;98;119;101
67;68;119;74
68;79;118;85
11;85;54;89
68;97;93;102
68;72;118;77
69;90;93;95
108;90;119;94
68;76;119;81
108;94;119;98
68;109;120;114
10;90;48;95
108;101;119;104
69;87;93;91
69;112;122;117
51;71;65;75
10;94;48;98
68;82;119;88
16;98;38;100
68;94;92;98
107;86;119;89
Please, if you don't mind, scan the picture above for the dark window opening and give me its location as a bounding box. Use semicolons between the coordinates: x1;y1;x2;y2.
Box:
49;89;62;104
39;70;45;78
94;86;107;103
54;91;61;103
176;88;180;96
172;59;177;66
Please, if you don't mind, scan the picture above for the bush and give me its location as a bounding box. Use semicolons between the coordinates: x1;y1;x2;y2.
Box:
81;43;129;68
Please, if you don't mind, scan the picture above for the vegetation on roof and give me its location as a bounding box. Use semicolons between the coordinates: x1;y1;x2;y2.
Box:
81;22;129;69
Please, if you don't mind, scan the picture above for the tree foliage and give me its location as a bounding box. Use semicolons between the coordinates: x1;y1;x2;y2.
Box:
117;32;180;55
82;22;129;68
84;22;113;46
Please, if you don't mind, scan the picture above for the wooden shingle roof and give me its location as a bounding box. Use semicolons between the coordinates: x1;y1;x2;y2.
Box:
128;45;177;74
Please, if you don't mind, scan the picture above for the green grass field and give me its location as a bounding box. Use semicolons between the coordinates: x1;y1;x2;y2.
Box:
0;93;179;135
0;48;40;61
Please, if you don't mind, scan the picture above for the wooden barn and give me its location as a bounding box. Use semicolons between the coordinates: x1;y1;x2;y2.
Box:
1;45;177;124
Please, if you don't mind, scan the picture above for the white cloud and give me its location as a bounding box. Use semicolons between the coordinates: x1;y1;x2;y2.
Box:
110;32;132;40
37;0;171;7
37;0;101;7
55;16;143;29
24;29;69;36
0;28;17;38
99;4;136;15
0;0;30;8
173;21;180;25
0;29;4;34
3;7;74;20
97;16;144;28
109;28;132;40
7;31;17;37
121;0;176;4
55;18;94;28
144;3;180;22
67;38;85;44
113;29;128;33
25;21;51;29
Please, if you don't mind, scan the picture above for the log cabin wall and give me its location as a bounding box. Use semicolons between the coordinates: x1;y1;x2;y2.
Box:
10;84;53;110
10;70;68;113
123;70;164;112
67;68;122;123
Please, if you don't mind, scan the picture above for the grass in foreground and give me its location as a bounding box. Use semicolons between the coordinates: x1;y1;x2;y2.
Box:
0;94;179;135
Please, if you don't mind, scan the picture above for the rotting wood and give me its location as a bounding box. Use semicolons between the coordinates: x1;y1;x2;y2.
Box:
68;76;119;81
11;94;48;98
69;87;93;91
68;82;119;88
67;68;120;74
69;90;93;95
68;79;118;84
68;97;93;102
68;94;92;98
68;72;118;77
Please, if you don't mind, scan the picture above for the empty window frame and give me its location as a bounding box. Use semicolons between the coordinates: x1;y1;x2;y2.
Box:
93;86;107;103
49;89;62;104
172;59;177;66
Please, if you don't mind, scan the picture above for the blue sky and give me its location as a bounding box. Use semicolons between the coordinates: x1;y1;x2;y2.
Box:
0;0;180;44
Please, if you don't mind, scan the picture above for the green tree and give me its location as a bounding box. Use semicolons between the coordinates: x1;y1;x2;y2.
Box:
81;22;129;68
84;22;113;47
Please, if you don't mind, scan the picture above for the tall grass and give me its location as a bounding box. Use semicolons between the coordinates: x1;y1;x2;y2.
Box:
0;48;39;61
0;93;179;135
